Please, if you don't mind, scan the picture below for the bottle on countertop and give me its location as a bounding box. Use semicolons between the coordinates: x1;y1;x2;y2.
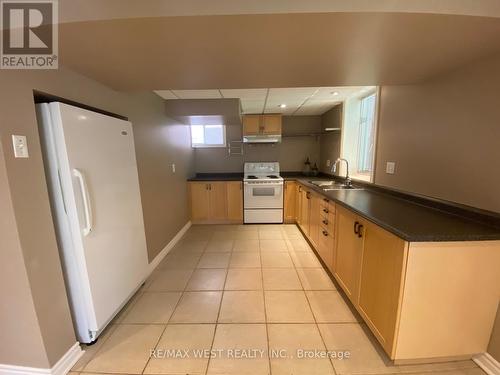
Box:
303;157;312;176
312;162;319;177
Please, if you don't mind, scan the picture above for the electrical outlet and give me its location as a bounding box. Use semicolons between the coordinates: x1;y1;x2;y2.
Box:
12;135;29;158
386;162;396;174
171;163;176;173
326;159;331;167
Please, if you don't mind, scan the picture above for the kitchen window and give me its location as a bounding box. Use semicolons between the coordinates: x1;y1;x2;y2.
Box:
191;124;226;148
340;88;378;182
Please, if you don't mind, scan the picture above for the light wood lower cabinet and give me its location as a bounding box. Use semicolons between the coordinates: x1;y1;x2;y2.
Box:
188;181;242;224
334;205;365;303
284;181;296;223
299;188;311;236
226;181;243;222
357;222;407;356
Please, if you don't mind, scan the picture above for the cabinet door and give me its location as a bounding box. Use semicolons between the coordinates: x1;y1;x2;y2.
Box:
208;182;227;220
309;192;321;248
358;223;407;355
334;205;364;303
284;181;296;223
318;226;334;270
296;184;303;224
226;181;243;222
300;189;311;236
262;114;282;134
242;115;261;135
189;182;210;221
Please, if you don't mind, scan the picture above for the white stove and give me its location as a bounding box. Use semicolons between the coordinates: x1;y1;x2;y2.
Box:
243;162;284;223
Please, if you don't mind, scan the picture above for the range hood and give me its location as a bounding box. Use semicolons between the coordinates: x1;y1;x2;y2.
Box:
242;134;282;144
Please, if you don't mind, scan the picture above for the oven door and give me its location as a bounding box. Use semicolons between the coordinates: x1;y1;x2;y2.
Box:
244;182;284;209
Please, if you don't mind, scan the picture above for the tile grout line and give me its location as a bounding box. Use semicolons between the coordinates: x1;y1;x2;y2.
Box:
204;237;232;375
259;237;273;375
141;229;210;375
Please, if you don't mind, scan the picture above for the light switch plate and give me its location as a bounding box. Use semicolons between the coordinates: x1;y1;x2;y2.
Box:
12;135;29;158
386;161;396;174
171;163;176;173
326;159;331;167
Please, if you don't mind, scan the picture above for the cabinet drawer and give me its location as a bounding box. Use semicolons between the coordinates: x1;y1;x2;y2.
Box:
320;210;335;232
318;226;334;269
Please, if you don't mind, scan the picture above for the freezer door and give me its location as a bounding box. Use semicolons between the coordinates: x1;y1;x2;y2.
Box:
48;102;148;338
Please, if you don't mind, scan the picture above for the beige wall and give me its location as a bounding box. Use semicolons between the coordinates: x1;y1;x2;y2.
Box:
375;52;500;213
319;105;343;173
194;116;322;173
0;143;50;368
0;68;192;368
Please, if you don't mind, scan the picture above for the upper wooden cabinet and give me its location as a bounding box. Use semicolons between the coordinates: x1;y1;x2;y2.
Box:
284;181;296;223
188;181;242;224
226;181;243;222
242;114;282;136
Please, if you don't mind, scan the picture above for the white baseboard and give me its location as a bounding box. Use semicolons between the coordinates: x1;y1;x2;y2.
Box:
147;220;191;274
0;342;83;375
473;352;500;375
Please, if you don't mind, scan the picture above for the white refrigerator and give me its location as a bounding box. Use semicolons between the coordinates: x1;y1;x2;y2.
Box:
37;102;149;343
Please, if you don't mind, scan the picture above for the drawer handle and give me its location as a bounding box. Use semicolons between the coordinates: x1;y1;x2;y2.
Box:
322;230;328;236
322;219;328;225
354;221;359;234
323;198;329;203
323;208;329;213
306;192;311;199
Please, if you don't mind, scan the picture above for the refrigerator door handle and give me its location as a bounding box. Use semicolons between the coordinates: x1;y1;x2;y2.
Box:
73;168;93;236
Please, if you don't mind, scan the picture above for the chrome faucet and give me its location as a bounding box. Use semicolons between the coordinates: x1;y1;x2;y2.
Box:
331;158;352;187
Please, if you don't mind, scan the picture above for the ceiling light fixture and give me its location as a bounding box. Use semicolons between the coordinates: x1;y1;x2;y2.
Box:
279;104;287;108
331;91;339;96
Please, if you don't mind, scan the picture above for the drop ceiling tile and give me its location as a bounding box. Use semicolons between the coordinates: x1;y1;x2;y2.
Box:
221;89;267;100
241;99;265;114
171;90;222;99
154;90;178;99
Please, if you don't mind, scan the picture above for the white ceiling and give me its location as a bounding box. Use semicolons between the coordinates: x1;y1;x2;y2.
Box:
154;86;374;116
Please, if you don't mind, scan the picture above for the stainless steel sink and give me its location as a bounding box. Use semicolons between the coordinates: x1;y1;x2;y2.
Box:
309;180;363;191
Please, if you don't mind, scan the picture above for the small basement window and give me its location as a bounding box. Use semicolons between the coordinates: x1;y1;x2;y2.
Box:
191;124;226;148
340;88;378;182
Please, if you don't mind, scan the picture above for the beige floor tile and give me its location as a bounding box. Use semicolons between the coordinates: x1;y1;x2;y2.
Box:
208;324;269;375
229;252;261;268
262;268;302;290
259;230;284;239
259;224;285;230
212;230;238;240
186;268;227;291
206;239;234;252
197;252;231;268
318;323;397;374
225;268;263;290
235;231;260;240
268;324;335;375
399;360;480;374
265;291;315;323
306;291;359;323
122;292;182;324
287;238;313;252
237;224;260;231
183;231;214;241
232;239;260;252
214;224;240;231
261;252;294;268
83;324;164;374
290;251;322;268
144;324;215;375
159;252;201;269
147;269;193;291
173;239;208;253
296;268;336;290
170;291;222;323
260;239;289;252
112;289;144;324
72;324;117;371
218;291;266;323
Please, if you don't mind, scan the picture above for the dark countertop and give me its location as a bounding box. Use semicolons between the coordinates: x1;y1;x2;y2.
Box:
187;173;243;181
187;173;500;242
